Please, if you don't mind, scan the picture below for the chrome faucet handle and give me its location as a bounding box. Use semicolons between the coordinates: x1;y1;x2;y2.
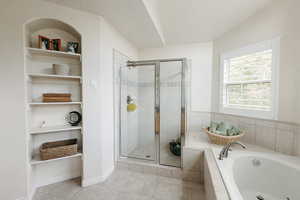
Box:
234;141;247;149
219;141;247;160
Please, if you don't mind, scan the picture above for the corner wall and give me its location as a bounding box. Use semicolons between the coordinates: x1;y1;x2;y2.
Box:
211;0;300;123
99;17;138;179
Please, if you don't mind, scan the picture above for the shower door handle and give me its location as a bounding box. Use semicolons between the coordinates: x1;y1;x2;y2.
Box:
155;107;160;135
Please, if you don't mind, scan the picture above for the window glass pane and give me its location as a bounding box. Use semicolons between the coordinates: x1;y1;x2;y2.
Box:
242;82;271;109
227;50;272;82
226;83;271;110
227;84;242;105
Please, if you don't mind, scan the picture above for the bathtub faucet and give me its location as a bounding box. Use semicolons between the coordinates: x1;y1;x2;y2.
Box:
219;141;247;160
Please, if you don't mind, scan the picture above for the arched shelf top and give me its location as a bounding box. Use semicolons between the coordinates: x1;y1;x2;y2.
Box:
25;18;81;40
25;18;81;54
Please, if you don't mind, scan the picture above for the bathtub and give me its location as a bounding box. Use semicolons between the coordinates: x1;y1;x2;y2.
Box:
212;149;300;200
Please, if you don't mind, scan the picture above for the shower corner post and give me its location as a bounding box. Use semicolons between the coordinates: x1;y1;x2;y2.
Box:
155;61;160;165
180;58;188;169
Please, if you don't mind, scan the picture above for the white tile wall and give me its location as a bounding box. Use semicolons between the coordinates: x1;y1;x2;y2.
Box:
255;125;276;151
292;127;300;156
209;112;300;157
204;150;230;200
188;111;211;132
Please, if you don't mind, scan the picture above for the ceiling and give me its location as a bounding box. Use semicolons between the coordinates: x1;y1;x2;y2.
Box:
45;0;274;49
158;0;273;44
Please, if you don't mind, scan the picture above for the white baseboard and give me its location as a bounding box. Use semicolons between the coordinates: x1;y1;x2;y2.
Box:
82;166;115;187
28;187;36;200
16;197;27;200
36;172;81;188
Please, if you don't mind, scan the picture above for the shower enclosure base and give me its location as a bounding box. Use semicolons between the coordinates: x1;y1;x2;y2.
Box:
116;158;182;179
128;145;155;161
127;144;181;167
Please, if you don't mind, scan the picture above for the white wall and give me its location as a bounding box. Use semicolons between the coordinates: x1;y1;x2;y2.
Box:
211;0;300;123
139;43;213;112
98;18;138;179
0;1;138;199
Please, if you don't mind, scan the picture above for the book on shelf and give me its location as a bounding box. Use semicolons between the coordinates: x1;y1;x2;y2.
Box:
43;93;71;97
43;97;72;102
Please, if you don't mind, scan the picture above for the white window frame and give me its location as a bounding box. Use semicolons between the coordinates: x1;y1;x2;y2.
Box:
219;38;280;120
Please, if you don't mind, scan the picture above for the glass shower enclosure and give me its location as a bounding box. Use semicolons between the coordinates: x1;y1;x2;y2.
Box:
119;58;187;167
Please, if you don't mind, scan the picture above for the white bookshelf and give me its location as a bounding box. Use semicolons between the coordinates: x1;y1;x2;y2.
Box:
31;153;82;165
25;18;83;193
29;125;82;135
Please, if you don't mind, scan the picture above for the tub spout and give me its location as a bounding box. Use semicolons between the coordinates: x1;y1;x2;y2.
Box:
219;141;247;160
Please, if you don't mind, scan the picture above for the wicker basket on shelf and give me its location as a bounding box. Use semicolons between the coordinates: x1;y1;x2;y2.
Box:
203;128;244;145
40;139;78;160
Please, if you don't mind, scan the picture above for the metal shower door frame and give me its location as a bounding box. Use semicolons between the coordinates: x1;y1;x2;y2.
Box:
125;58;187;167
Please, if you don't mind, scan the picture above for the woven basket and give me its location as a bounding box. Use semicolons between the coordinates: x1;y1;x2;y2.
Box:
203;128;244;145
40;139;78;160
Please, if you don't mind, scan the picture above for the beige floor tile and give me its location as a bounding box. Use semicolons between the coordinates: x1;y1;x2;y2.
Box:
33;169;205;200
34;178;82;200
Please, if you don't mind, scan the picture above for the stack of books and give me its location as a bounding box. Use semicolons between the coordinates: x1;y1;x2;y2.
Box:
43;93;72;102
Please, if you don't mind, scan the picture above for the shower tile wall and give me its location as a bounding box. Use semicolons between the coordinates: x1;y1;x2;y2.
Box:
126;70;139;154
136;66;155;159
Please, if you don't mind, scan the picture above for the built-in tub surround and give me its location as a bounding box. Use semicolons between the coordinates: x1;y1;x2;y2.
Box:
185;131;300;200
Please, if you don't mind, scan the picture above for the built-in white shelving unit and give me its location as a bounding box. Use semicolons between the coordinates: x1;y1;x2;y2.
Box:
25;18;83;194
31;153;82;165
29;125;82;135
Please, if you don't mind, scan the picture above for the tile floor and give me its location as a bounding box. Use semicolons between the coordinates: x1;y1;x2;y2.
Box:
33;168;206;200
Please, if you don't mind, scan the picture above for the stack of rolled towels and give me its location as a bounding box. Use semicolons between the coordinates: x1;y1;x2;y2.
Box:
43;93;72;102
208;121;242;136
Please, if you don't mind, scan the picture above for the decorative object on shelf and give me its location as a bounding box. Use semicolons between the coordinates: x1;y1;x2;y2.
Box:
53;64;70;76
169;137;181;156
40;121;46;128
40;139;78;160
43;93;72;102
66;111;82;126
127;95;137;112
39;35;51;50
67;42;79;53
38;35;63;51
51;39;62;51
203;121;244;145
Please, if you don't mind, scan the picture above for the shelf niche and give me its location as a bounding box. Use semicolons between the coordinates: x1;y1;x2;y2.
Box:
24;18;83;191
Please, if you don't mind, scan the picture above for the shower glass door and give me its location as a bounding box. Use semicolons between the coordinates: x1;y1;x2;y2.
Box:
120;64;156;161
159;61;182;167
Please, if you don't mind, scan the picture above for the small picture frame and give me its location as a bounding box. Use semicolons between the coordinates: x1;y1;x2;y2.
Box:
67;42;79;54
51;39;62;51
39;35;51;50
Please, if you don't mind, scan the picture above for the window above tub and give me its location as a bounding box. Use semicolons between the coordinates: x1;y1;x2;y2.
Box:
219;38;280;119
